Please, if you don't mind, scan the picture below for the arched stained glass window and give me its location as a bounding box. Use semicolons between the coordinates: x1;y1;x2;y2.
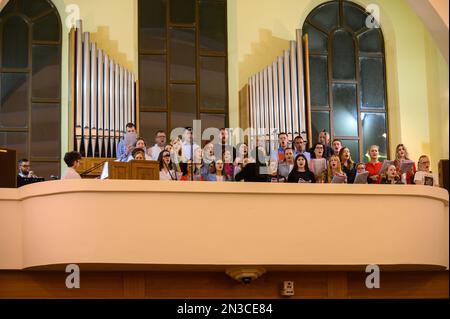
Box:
303;0;389;161
0;0;62;179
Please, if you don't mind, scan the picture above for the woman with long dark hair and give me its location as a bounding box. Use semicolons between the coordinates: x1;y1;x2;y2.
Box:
309;142;327;183
288;154;316;183
339;147;356;183
158;150;179;181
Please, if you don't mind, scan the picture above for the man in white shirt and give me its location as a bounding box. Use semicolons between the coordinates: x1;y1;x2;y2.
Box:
149;130;167;161
181;127;200;161
62;151;82;180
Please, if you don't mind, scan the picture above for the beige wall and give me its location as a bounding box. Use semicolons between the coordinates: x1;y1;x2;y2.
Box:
0;180;448;270
53;0;138;73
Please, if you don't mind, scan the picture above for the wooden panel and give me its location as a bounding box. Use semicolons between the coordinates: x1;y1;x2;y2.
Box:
0;271;447;299
109;162;130;179
0;148;16;188
327;272;348;299
347;271;449;299
123;272;146;298
130;160;159;180
439;159;449;191
145;271;329;299
0;271;124;299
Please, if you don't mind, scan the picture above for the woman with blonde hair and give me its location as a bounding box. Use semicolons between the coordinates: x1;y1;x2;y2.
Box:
326;155;347;183
414;155;439;186
365;145;382;184
380;164;403;184
394;144;416;184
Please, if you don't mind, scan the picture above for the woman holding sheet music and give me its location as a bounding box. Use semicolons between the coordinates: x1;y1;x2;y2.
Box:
339;147;356;184
394;144;416;184
326;155;347;183
354;163;369;184
309;143;327;183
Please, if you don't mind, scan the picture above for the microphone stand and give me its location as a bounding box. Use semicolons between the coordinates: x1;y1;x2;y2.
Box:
255;145;259;181
165;160;177;181
276;162;280;183
190;135;194;182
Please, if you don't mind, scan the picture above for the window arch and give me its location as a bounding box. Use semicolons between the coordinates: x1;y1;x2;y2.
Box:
303;0;388;161
0;0;62;179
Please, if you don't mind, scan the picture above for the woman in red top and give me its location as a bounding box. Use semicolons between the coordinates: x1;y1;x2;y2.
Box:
365;145;382;184
394;144;416;184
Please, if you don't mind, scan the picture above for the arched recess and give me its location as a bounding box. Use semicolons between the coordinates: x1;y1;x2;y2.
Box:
303;0;389;161
0;0;62;178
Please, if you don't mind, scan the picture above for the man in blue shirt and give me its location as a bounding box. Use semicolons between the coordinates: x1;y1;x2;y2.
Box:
116;123;137;162
293;135;311;161
270;132;289;162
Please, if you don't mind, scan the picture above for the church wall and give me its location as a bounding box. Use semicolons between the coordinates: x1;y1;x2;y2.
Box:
46;0;448;174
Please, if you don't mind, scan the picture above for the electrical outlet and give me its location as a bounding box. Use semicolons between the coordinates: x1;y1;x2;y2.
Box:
280;281;295;296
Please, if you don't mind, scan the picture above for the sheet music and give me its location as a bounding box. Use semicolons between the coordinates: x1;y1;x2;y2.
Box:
353;171;369;184
100;162;109;180
125;132;137;147
377;160;394;175
311;158;327;177
331;174;346;184
399;160;414;174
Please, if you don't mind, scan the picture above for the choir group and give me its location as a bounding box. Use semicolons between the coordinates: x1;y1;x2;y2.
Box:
44;123;438;186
